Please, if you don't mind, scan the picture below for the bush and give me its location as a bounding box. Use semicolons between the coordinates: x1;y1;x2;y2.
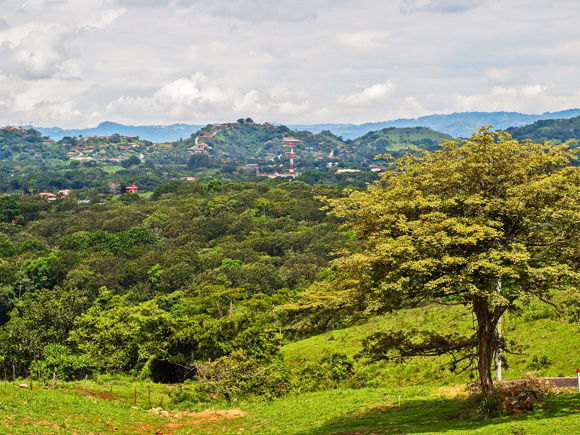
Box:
34;344;95;381
194;350;289;401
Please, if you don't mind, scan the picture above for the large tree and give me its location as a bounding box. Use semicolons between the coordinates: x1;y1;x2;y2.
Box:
327;127;580;398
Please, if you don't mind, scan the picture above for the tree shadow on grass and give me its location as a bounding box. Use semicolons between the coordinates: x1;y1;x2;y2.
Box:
294;393;580;435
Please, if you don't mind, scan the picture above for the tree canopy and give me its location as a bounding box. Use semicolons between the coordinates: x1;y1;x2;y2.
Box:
327;127;580;398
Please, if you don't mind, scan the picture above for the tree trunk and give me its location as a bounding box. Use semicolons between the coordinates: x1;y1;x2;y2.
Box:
473;294;498;400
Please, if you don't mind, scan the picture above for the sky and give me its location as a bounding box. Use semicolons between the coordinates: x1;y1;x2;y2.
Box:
0;0;579;128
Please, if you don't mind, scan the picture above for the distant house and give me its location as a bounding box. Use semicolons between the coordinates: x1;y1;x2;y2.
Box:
336;169;361;174
126;185;138;194
39;192;57;201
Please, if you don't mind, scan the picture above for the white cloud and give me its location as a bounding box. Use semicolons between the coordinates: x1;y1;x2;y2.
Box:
114;0;351;22
104;73;316;124
520;84;547;98
401;0;487;14
337;31;390;51
453;83;579;114
337;81;395;106
0;25;77;79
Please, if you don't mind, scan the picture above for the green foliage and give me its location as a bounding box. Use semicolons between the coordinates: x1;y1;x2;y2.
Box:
507;115;580;144
34;343;95;381
206;178;223;192
527;355;550;371
21;252;62;289
326;128;580;398
118;192;140;204
0;285;15;325
0;195;24;222
151;182;180;200
0;236;17;259
19;239;48;254
194;350;289;401
0;180;350;380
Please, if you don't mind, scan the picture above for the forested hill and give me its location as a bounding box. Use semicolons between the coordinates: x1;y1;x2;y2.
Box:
0;126;68;163
178;120;453;162
179;120;344;159
4;118;580;197
505;116;580;143
0;181;353;382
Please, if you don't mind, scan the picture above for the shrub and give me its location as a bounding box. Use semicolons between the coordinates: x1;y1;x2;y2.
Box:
194;350;288;401
34;344;95;381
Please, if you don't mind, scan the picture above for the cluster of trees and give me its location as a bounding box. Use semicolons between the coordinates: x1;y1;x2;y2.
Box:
0;181;355;386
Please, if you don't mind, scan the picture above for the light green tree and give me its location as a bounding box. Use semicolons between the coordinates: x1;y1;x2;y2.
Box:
327;127;580;399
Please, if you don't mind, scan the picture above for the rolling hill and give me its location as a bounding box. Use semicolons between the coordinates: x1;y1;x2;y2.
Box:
506;116;580;144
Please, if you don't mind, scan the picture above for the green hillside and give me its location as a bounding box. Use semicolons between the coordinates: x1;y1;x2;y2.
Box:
282;298;580;388
2;298;580;434
351;126;454;159
506;116;580;144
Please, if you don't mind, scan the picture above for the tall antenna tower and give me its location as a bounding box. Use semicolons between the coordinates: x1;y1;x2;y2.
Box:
283;137;302;173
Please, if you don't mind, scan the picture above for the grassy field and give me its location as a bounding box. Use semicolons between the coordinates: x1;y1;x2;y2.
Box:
2;381;580;434
101;165;125;174
282;300;580;387
2;300;579;434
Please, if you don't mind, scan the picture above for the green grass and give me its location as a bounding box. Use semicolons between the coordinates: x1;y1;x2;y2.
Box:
3;382;580;434
102;165;125;174
282;300;580;388
235;387;580;434
0;378;247;434
2;300;579;433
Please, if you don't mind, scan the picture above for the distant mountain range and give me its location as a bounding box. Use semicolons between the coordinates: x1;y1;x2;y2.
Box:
29;109;580;143
290;109;580;139
31;121;205;144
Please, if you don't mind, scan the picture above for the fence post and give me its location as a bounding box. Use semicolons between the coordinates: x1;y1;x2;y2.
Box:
134;389;137;406
109;383;113;401
52;372;56;389
83;374;87;393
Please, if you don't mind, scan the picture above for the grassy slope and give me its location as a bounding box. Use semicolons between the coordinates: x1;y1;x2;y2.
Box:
282;300;580;386
352;127;454;153
3;383;580;434
3;301;580;434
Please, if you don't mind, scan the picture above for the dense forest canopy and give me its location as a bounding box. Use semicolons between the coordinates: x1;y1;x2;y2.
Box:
0;180;355;384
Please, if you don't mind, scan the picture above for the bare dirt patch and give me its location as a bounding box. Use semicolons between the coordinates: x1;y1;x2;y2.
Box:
132;408;249;435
